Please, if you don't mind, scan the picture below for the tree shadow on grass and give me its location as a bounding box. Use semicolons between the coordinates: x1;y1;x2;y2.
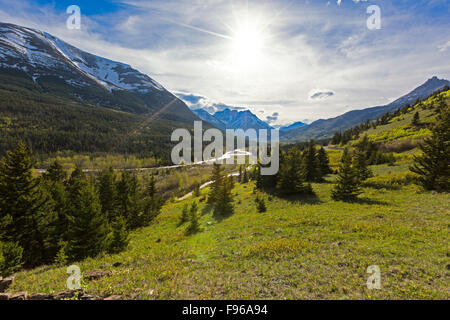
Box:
212;208;235;223
351;197;389;206
201;203;214;216
264;188;323;205
362;183;401;191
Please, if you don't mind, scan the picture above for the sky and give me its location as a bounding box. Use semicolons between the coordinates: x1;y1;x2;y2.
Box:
0;0;449;125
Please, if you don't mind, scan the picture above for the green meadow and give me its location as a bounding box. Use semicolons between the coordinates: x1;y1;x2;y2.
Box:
9;161;449;300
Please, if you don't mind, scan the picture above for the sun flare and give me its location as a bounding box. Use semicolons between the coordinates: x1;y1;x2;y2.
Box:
231;20;265;68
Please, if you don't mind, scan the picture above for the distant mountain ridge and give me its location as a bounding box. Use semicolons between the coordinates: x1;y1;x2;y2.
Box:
193;108;273;131
279;121;307;131
192;109;227;130
281;76;450;142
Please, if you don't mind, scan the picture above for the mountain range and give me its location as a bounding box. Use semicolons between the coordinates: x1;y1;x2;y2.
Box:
279;121;307;131
0;22;196;121
192;108;273;132
0;21;448;156
281;76;450;142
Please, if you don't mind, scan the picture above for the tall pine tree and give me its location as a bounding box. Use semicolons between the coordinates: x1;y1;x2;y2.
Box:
208;163;225;204
352;147;372;182
116;171;141;229
98;167;117;222
302;140;321;182
317;147;332;176
277;148;312;195
410;102;450;191
0;142;53;266
142;173;163;226
214;176;235;217
332;149;362;201
66;179;109;261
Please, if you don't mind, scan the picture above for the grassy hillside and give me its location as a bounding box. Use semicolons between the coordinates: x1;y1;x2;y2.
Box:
9;157;449;299
363;90;449;144
281;78;450;143
326;89;450;157
4;86;448;301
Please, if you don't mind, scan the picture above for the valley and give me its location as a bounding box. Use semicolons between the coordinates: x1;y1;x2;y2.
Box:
0;17;448;302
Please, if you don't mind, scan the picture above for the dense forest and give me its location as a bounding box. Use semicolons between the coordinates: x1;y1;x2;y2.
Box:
0;69;201;163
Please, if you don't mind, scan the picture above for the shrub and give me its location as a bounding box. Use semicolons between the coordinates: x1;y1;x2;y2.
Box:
186;202;201;235
363;172;418;189
255;195;267;213
0;241;23;277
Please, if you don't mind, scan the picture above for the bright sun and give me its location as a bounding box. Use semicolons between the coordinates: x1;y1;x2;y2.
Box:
231;20;265;68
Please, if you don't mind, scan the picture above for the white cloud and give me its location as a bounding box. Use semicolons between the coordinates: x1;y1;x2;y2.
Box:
438;40;450;52
0;0;448;125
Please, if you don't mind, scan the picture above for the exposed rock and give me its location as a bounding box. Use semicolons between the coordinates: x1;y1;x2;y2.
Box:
9;292;28;300
104;295;122;300
29;293;54;300
54;289;83;300
0;293;10;300
79;294;98;300
0;276;14;292
84;270;112;281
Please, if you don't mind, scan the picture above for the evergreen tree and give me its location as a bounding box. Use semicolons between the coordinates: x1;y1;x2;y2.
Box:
98;167;117;222
0;142;53;266
208;163;225;204
116;172;141;229
179;203;189;225
42;160;68;253
193;183;201;197
255;165;263;190
0;241;23;277
186;202;200;234
277;149;312;195
302;140;321;182
142;174;163;226
331;132;342;145
353;147;372;182
412;112;420;125
66;181;109;261
243;168;249;183
332;149;362;201
66;167;86;203
107;216;129;254
44;160;66;183
410;103;450;191
317;147;332;176
214;176;235;217
255;195;267;213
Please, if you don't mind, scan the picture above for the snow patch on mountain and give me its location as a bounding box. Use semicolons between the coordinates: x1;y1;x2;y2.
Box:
0;22;165;93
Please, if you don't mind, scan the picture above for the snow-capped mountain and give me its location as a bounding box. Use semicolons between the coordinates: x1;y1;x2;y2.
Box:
0;22;164;92
192;107;273;132
0;22;198;119
214;109;273;131
192;109;227;130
